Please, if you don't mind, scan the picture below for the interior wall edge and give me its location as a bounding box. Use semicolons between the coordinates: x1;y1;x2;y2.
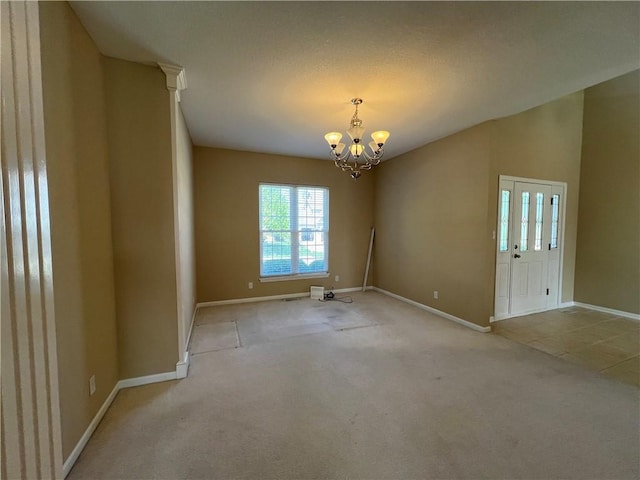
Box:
1;1;64;477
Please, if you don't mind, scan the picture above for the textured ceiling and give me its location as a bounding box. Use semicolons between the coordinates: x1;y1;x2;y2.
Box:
70;1;639;160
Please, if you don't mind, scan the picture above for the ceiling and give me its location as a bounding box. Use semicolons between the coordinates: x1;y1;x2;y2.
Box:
70;1;639;161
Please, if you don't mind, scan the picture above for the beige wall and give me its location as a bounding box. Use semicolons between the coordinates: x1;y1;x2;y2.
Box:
194;148;374;301
175;107;197;347
575;71;640;314
103;57;179;378
374;92;584;327
40;2;119;459
374;123;494;326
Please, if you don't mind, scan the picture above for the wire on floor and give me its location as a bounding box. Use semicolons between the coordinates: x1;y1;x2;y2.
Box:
318;294;353;303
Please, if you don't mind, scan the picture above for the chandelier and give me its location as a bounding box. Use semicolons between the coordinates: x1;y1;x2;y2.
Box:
324;98;390;179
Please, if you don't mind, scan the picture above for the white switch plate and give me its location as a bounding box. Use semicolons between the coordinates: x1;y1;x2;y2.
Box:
433;291;439;299
248;282;253;289
89;375;96;396
335;275;340;282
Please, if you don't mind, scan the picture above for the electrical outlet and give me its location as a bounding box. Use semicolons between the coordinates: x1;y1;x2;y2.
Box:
89;375;96;396
433;291;439;299
335;275;340;282
248;282;253;289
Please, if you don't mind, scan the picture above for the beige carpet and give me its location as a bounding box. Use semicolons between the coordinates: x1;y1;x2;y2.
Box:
68;292;639;479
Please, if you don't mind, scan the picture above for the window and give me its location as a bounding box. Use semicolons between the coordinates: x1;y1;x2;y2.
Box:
534;192;544;251
520;191;530;251
499;189;510;252
259;184;329;278
550;194;559;249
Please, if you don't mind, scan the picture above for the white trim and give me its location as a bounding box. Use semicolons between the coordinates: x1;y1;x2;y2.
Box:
62;383;119;477
372;287;491;333
495;176;568;318
498;175;568;187
494;306;552;321
332;287;365;294
573;302;640;321
176;304;198;379
185;305;198;352
197;287;367;308
495;301;575;321
157;63;186;100
159;62;191;371
259;272;330;283
558;301;575;309
176;351;190;379
118;371;177;389
557;184;568;308
198;292;309;307
62;368;182;477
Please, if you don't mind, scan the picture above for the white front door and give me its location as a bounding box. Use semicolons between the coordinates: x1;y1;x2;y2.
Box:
511;182;552;314
494;178;564;319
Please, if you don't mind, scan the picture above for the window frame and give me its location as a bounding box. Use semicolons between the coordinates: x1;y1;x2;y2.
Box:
258;183;330;282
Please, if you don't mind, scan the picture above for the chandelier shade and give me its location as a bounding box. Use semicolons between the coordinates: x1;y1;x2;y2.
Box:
324;131;343;147
324;98;390;179
347;124;365;143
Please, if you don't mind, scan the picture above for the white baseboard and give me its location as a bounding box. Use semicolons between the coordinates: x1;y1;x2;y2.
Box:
198;292;308;307
185;305;197;352
558;301;575;309
493;301;576;322
118;371;177;389
490;301;639;323
63;368;181;477
176;351;190;379
332;287;364;294
197;287;366;308
62;382;119;477
371;287;491;333
573;302;640;321
176;305;198;380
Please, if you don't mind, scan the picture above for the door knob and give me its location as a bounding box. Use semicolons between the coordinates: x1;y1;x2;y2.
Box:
514;254;521;259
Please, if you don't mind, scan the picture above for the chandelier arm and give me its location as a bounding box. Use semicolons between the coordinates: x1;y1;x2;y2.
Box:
331;148;350;162
370;152;383;165
335;158;355;172
361;147;384;163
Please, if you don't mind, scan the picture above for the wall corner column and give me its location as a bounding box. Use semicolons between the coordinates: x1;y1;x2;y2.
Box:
158;63;190;378
1;1;64;477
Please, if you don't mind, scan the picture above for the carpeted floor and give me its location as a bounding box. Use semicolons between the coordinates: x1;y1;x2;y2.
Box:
68;291;640;479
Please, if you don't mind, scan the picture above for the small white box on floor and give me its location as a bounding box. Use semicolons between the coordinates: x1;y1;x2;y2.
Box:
310;286;324;300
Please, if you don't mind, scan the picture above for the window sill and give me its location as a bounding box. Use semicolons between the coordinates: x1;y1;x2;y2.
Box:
259;272;330;283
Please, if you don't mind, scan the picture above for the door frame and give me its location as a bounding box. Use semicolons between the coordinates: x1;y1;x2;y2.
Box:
493;175;568;321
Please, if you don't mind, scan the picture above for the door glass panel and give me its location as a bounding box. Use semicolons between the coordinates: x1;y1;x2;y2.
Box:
534;192;544;251
499;190;510;252
550;194;559;249
520;192;529;251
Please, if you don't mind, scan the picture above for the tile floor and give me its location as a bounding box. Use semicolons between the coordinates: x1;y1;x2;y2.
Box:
492;307;640;386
